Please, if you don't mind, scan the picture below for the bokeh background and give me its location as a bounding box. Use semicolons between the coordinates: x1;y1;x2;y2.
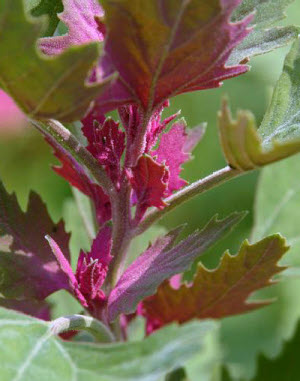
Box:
1;2;300;379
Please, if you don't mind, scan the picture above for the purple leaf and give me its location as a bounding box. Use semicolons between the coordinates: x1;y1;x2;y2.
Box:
46;135;111;225
0;182;71;300
39;0;104;55
153;120;205;194
128;155;169;221
101;0;252;110
82;111;125;186
0;299;51;321
107;212;246;321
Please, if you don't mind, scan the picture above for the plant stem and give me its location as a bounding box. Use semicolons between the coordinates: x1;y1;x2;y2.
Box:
105;177;132;289
50;314;115;343
132;166;241;237
30;119;115;197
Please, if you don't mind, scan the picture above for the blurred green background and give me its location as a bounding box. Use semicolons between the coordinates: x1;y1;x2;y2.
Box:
1;2;300;379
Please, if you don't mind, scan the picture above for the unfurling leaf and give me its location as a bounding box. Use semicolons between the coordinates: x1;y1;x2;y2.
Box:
153;120;205;194
108;212;245;322
101;0;251;110
47;225;112;315
218;98;300;171
0;0;114;122
229;0;299;65
0;181;71;301
128;155;169;218
0;307;217;381
82;112;125;185
143;235;288;327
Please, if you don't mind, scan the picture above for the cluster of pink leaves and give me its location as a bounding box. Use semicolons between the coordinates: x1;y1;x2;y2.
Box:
0;0;253;336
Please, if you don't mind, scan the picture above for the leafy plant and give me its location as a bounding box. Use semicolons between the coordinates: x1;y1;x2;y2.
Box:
1;0;300;380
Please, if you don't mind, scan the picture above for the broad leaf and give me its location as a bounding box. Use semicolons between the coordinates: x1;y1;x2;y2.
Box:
218;98;300;171
0;307;217;381
108;212;245;322
143;235;288;325
252;154;300;267
229;0;299;65
101;0;251;110
31;0;63;36
221;320;300;381
259;40;300;143
0;0;113;122
0;181;71;300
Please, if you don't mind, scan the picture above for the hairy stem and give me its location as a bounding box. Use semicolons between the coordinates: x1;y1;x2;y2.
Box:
30;119;115;196
105;176;132;289
132;166;241;237
50;314;115;343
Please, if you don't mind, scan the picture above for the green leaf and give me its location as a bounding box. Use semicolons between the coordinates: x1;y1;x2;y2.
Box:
219;37;300;171
252;153;300;267
259;39;300;143
221;320;300;381
218;98;300;171
0;0;113;122
0;307;217;381
143;234;288;323
229;0;299;64
31;0;63;36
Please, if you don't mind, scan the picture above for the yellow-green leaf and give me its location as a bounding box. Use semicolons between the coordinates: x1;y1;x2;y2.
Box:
143;235;288;324
218;98;300;171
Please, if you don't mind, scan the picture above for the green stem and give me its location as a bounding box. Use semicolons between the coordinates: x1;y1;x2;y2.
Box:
132;166;241;237
30;119;115;197
50;314;115;343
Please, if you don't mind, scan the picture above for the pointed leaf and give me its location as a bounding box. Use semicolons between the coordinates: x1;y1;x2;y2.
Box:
218;97;300;171
0;181;71;300
108;212;245;322
0;307;217;381
143;235;288;326
31;0;63;36
229;0;299;65
0;0;113;122
47;135;111;225
102;0;251;110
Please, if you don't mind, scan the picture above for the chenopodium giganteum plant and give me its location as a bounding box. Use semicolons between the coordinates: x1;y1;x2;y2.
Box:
1;0;300;379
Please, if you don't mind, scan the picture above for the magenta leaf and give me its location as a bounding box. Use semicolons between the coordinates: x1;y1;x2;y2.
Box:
0;182;71;301
102;0;252;110
128;155;169;220
46;135;111;225
47;226;112;316
107;212;246;321
39;0;105;55
0;299;50;321
82;111;125;185
153;120;205;194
